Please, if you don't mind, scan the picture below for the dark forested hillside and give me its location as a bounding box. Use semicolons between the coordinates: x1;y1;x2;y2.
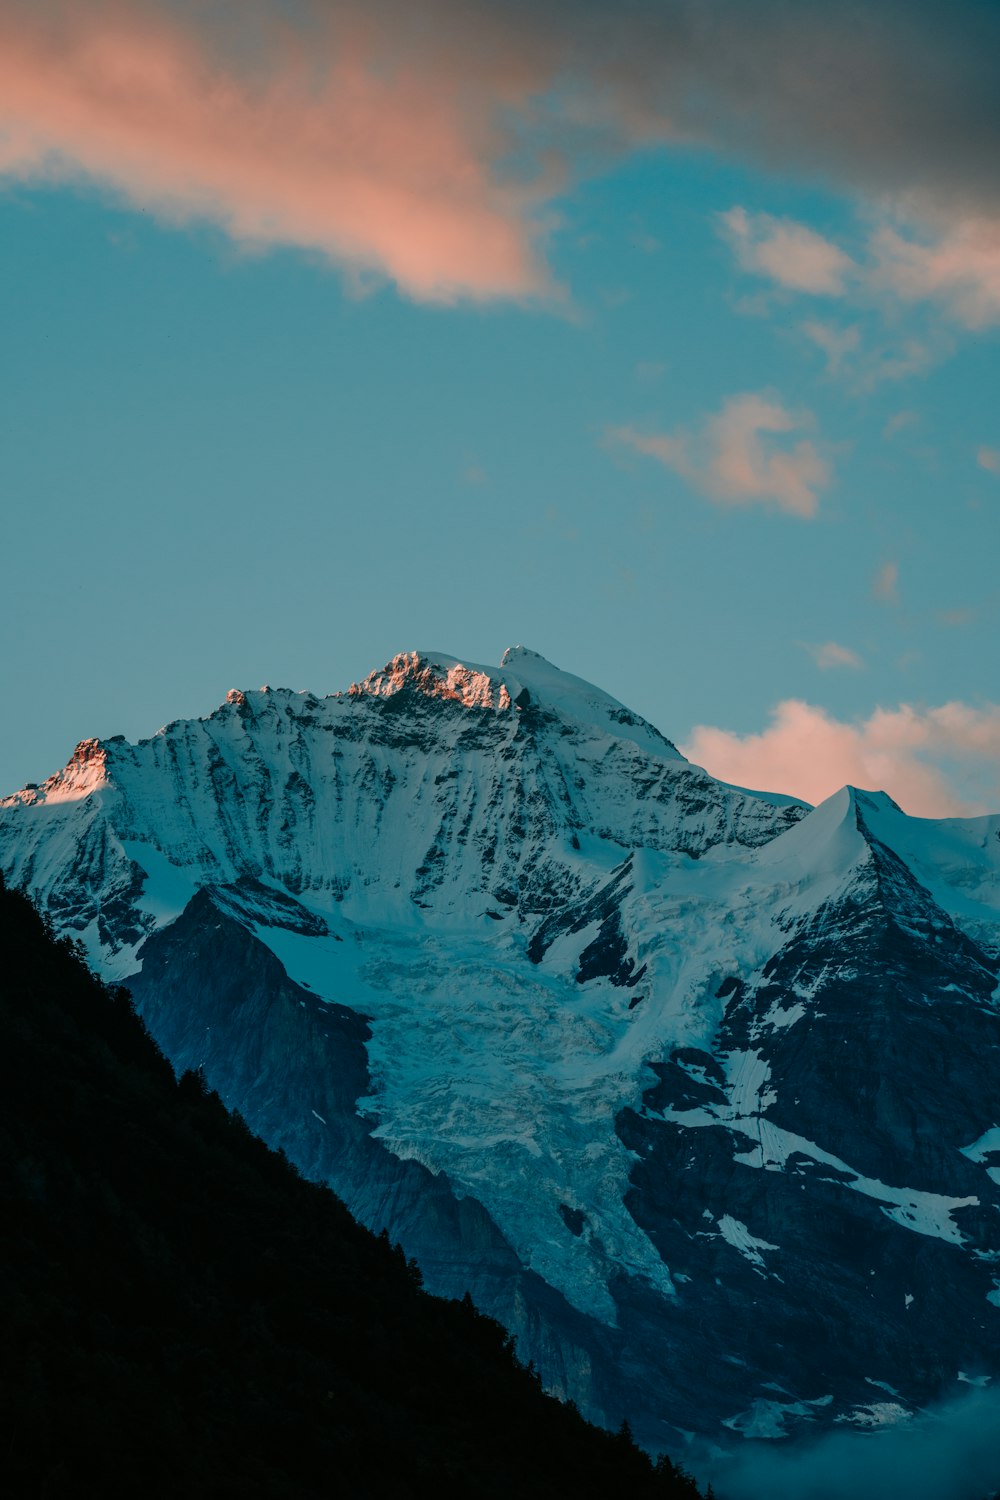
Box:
0;879;703;1499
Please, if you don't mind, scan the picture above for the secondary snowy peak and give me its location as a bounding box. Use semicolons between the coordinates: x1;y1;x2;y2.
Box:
751;783;1000;960
755;784;869;876
853;789;1000;958
749;783;1000;952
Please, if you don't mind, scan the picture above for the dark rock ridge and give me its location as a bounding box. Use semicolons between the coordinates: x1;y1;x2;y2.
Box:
618;798;1000;1438
2;648;999;1452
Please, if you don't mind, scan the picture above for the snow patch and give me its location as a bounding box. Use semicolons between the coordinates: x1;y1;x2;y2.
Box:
840;1402;912;1429
717;1214;779;1270
121;841;197;930
658;1052;980;1245
962;1126;1000;1186
723;1393;833;1440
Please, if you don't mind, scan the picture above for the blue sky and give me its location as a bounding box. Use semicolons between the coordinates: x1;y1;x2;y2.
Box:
1;0;998;814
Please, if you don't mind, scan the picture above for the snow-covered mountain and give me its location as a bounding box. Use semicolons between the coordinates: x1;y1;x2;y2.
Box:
3;646;1000;1451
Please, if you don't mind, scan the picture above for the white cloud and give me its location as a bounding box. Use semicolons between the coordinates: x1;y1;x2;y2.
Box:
609;392;829;518
720;207;855;295
682;699;1000;817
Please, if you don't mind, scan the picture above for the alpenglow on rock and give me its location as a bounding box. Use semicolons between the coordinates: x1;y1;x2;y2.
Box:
3;646;1000;1451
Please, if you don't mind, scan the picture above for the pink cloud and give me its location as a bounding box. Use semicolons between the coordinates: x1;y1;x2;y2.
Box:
870;218;1000;329
978;446;1000;475
722;198;1000;347
1;2;999;315
610;392;829;518
682;699;1000;817
0;2;553;304
720;207;855;295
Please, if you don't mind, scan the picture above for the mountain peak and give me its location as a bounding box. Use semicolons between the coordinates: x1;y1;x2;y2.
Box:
849;786;905;817
1;736;112;809
348;651;514;712
496;645;684;760
346;646;685;759
499;644;547;668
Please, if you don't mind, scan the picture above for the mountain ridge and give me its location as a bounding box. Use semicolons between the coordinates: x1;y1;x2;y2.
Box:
2;645;999;1450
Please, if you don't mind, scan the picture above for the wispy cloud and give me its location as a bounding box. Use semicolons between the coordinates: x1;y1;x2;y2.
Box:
801;320;860;375
720;208;854;295
722;202;1000;344
682;698;1000;816
871;218;1000;329
799;319;941;392
978;446;1000;475
629;229;661;254
873;561;900;605
883;410;919;440
609;392;829;518
854;336;942;390
808;642;864;670
936;607;974;628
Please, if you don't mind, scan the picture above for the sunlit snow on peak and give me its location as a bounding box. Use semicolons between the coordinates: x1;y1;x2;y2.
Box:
344;644;685;760
0;737;112;808
348;650;512;711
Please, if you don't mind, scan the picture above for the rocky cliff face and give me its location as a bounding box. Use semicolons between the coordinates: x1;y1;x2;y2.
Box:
3;647;999;1452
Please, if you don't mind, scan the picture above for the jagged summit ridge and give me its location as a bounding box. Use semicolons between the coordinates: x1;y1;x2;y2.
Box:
346;645;685;761
0;645;797;973
350;650;517;712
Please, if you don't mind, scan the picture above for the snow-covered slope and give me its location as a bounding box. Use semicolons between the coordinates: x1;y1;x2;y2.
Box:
3;647;999;1450
0;647;799;972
